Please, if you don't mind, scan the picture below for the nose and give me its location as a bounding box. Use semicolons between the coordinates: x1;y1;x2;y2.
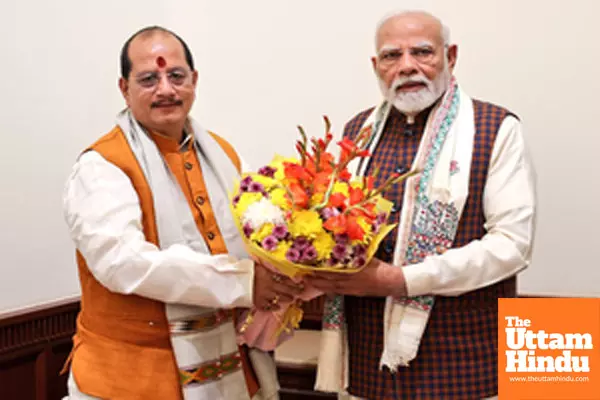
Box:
397;53;418;76
156;74;176;96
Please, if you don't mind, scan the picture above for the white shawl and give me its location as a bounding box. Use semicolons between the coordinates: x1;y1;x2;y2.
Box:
116;110;279;400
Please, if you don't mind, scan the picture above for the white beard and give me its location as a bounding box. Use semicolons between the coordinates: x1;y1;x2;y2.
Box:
378;66;451;115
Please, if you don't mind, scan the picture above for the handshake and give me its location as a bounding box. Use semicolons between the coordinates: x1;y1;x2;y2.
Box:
251;257;306;312
238;255;406;352
251;255;407;311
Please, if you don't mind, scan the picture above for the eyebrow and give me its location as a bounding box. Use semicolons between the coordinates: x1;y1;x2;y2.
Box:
414;41;434;48
379;44;400;53
379;41;435;53
134;66;186;78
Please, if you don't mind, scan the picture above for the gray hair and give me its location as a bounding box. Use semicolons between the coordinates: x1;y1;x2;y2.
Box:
374;10;451;50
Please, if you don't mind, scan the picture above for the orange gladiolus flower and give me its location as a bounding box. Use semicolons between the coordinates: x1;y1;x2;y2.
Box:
327;193;347;209
306;152;335;175
346;217;365;241
338;138;355;164
323;214;347;234
338;169;352;181
348;186;365;205
289;182;309;208
313;172;331;194
319;153;335;172
284;162;312;181
348;207;376;220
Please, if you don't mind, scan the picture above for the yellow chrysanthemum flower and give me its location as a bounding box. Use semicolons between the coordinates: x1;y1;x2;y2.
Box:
269;187;292;210
313;231;336;260
250;223;274;243
332;182;349;197
350;180;366;190
235;192;263;217
268;155;300;181
309;192;324;208
288;210;323;239
252;174;278;190
351;216;374;245
272;240;292;260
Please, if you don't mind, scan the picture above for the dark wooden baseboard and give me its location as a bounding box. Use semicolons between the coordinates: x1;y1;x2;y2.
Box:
0;298;80;400
280;388;337;400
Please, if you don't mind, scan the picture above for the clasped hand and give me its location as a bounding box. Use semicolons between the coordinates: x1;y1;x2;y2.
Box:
252;257;304;311
303;258;407;298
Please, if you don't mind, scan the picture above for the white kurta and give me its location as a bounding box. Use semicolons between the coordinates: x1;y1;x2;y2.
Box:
63;151;255;308
62;150;276;399
399;115;537;297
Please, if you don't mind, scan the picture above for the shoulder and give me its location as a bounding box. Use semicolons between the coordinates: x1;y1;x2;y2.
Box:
470;100;531;168
342;107;375;139
87;126;127;152
472;98;519;126
207;131;242;173
66;150;129;191
67;125;135;194
62;150;135;220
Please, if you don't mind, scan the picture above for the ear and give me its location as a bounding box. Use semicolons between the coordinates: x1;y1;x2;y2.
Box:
191;70;199;87
447;44;458;72
118;77;130;105
371;56;378;73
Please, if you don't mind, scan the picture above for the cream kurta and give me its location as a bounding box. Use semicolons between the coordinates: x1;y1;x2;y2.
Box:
61;129;269;399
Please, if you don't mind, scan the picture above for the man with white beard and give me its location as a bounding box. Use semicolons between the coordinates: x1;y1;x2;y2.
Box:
305;10;538;400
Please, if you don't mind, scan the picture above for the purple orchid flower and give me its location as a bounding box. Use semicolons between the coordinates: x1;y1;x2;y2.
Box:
301;245;318;262
258;166;277;178
262;235;278;251
332;243;347;260
334;233;349;245
286;248;301;263
292;236;310;250
240;176;253;192
320;207;340;220
273;224;288;240
353;244;367;257
353;255;367;268
242;223;254;238
249;182;265;193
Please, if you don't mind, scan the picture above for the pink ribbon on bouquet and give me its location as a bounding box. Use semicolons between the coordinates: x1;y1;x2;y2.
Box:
236;261;322;351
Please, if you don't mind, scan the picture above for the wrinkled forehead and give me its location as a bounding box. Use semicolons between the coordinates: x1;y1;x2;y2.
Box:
376;15;443;51
128;33;188;72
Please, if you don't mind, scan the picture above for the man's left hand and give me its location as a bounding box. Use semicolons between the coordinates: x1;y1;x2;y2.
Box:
304;258;407;298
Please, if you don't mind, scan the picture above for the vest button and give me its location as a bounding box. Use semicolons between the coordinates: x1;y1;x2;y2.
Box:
196;196;205;205
207;232;215;240
184;162;193;170
395;165;408;175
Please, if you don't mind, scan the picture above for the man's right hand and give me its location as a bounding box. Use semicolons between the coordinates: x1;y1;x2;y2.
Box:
252;258;303;311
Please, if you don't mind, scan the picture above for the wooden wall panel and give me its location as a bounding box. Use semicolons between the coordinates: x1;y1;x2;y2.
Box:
0;299;79;400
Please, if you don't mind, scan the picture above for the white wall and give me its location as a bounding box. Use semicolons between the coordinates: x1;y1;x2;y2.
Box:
1;0;598;312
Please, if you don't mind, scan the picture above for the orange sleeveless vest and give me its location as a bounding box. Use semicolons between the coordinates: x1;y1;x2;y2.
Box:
65;126;258;399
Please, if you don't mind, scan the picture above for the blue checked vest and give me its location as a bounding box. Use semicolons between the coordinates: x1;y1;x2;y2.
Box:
343;100;517;400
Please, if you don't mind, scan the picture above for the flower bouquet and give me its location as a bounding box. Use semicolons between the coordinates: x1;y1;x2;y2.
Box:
231;116;416;350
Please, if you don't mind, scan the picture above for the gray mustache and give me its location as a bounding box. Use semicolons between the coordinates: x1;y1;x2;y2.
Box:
151;100;183;108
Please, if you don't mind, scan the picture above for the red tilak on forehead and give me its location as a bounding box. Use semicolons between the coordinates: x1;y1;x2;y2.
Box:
156;56;167;68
